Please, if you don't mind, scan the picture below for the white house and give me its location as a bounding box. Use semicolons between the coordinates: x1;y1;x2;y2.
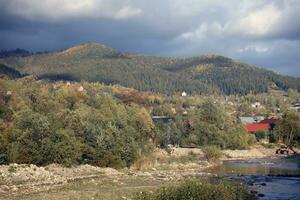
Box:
78;86;84;92
251;102;261;108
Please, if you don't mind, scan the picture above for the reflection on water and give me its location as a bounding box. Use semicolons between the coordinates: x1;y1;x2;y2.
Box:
208;155;300;200
210;156;300;176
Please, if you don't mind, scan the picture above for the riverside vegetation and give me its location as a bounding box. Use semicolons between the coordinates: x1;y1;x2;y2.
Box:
0;76;260;168
1;75;300;167
135;179;250;200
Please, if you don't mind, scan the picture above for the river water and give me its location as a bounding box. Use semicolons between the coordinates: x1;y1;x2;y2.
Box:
208;155;300;200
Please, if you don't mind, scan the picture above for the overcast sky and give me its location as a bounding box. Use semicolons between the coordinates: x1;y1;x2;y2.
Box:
0;0;299;76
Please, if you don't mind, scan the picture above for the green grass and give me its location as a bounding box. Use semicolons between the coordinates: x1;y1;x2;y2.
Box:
8;166;17;173
135;179;250;200
202;146;223;162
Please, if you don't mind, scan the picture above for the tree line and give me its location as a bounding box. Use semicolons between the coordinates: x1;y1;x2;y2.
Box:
1;76;299;168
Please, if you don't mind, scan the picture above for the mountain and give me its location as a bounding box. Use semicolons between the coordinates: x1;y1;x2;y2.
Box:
0;43;299;95
0;64;24;78
0;48;33;58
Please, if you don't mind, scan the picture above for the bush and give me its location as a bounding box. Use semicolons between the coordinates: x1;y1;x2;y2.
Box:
268;132;277;143
8;166;17;173
247;134;256;146
202;146;222;162
254;131;266;141
43;129;82;166
135;179;249;200
262;143;276;149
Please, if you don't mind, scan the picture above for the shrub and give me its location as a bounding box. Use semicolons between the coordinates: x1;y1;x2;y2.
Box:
8;166;17;173
254;130;266;141
262;143;276;149
202;146;222;162
247;134;256;146
43;129;83;166
135;179;249;200
268;132;277;143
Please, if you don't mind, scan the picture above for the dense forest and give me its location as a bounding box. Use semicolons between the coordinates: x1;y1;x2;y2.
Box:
0;64;24;79
0;43;299;95
0;76;259;168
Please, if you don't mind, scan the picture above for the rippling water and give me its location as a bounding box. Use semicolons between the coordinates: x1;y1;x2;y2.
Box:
208;155;300;200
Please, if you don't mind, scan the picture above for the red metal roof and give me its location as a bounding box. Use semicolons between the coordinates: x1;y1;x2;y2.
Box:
259;118;277;124
246;123;269;133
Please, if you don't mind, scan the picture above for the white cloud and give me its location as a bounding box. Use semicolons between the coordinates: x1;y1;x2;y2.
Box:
236;4;281;36
177;3;283;41
237;45;269;53
180;22;224;40
3;0;142;21
1;0;300;76
114;5;142;20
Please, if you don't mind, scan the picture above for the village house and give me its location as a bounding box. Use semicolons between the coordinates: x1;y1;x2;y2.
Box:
171;108;176;114
239;117;257;124
78;86;84;92
52;84;58;90
239;116;265;124
246;123;269;133
260;118;277;130
251;102;262;108
243;117;278;134
182;110;188;116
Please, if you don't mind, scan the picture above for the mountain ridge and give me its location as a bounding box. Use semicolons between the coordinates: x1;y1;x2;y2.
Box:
0;43;299;95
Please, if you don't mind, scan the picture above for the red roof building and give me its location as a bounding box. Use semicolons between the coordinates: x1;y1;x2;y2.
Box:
246;123;270;133
259;118;277;125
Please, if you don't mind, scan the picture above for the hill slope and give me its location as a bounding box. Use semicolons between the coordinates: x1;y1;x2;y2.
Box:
0;64;24;78
0;43;299;95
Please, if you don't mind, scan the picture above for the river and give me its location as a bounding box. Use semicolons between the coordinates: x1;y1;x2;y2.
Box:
208;155;300;200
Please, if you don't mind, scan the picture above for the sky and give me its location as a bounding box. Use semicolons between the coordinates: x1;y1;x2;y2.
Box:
0;0;299;76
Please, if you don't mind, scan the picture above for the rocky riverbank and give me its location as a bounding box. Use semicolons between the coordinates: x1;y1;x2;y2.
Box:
0;163;215;200
0;164;122;198
0;145;292;199
222;146;275;160
222;145;298;160
0;148;216;199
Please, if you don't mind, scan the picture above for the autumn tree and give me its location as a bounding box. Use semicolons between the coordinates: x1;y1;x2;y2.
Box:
277;111;300;145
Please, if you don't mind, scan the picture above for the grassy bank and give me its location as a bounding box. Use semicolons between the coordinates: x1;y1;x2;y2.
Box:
135;179;252;200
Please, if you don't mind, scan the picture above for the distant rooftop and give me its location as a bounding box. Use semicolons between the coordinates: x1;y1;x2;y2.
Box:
239;117;256;124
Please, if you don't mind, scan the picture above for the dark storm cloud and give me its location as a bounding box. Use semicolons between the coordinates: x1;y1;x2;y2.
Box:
0;0;299;76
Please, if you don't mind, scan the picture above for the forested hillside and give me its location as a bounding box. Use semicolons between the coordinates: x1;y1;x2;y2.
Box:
0;43;299;95
0;64;24;78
